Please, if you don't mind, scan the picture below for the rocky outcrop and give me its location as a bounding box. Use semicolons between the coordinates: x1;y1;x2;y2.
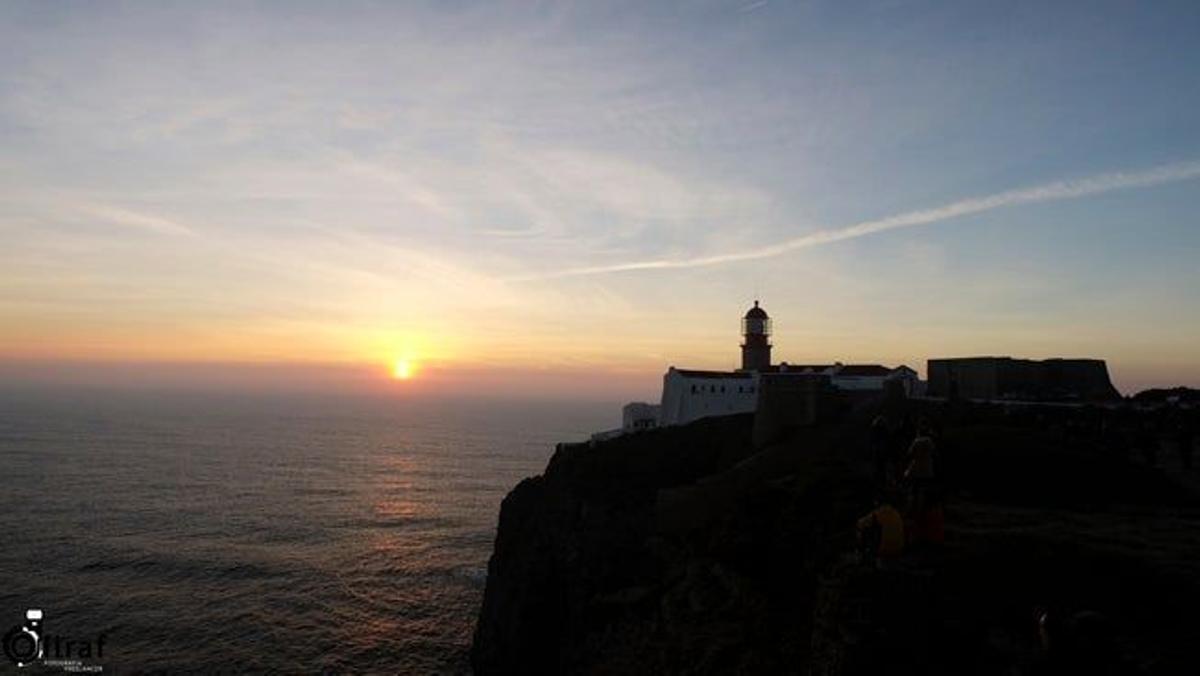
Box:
472;401;1200;675
470;407;874;674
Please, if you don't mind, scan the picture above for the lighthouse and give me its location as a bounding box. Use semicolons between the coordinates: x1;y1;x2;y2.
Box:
740;300;772;371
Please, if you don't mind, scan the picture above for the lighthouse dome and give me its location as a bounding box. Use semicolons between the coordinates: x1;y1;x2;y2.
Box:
744;300;768;320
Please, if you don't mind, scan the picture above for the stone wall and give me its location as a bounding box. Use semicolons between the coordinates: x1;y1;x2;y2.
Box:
927;357;1120;401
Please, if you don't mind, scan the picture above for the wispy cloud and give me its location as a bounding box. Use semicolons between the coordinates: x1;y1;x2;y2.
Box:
85;205;197;237
522;160;1200;280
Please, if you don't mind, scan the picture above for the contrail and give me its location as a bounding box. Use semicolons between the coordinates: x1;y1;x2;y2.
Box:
521;160;1200;280
86;204;197;238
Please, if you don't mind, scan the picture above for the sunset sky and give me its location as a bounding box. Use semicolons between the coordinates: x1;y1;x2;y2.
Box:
2;1;1198;397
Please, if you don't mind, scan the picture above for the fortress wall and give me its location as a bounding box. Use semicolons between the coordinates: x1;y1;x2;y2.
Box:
927;357;1120;402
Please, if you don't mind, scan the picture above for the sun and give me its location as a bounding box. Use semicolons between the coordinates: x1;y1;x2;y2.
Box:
392;359;414;380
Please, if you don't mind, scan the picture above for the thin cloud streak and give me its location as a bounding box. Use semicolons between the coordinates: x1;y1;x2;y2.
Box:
524;160;1200;280
85;205;198;238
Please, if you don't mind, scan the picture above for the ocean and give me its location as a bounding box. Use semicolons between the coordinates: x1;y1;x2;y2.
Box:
0;388;613;673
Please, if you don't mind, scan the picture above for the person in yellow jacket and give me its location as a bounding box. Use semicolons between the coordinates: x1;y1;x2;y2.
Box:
856;502;905;563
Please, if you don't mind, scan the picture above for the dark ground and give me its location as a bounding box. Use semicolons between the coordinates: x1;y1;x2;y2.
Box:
471;397;1200;675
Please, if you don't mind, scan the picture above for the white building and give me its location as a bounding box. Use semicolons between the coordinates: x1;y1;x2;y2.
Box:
589;402;664;443
659;368;759;426
623;402;662;432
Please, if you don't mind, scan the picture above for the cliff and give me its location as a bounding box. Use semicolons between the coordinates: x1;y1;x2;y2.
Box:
472;400;1200;675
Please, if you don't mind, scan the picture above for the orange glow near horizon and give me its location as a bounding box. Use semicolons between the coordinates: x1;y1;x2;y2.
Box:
391;358;414;380
2;308;1196;396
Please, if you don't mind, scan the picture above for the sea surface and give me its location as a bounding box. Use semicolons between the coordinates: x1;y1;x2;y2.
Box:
0;388;613;673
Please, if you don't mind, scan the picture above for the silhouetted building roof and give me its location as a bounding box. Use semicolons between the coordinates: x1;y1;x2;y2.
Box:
672;369;755;379
760;363;897;377
766;364;834;373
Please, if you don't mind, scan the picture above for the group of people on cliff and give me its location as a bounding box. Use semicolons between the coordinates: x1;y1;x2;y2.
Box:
857;413;946;563
855;401;1197;563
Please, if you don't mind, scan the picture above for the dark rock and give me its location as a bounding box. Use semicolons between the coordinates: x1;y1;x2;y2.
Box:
471;402;1200;675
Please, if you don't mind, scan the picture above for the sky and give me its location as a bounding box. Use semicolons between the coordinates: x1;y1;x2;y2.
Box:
2;0;1199;398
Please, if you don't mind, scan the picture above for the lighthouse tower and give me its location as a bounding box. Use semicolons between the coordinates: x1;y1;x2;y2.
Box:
740;300;772;371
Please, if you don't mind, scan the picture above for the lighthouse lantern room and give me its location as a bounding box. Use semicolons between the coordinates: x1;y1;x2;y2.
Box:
740;300;772;372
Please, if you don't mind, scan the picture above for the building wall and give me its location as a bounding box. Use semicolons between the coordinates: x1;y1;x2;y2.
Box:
622;402;661;431
927;357;1120;401
927;358;1002;399
658;366;920;427
752;373;835;447
660;368;758;426
1035;359;1121;400
831;375;887;391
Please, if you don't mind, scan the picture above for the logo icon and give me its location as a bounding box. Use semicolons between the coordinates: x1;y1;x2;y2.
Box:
3;609;44;667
